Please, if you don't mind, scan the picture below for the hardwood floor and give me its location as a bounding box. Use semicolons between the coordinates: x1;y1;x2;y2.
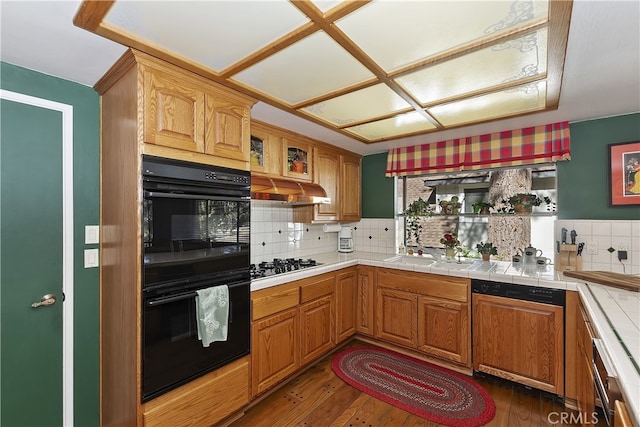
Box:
230;340;607;427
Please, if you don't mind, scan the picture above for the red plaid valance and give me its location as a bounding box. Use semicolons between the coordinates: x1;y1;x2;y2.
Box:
386;121;571;177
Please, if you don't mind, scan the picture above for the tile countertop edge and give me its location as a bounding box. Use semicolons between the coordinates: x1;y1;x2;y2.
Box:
577;282;640;425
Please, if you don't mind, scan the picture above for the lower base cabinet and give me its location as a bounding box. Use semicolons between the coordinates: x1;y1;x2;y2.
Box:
300;294;334;365
418;296;470;366
375;287;418;348
251;307;299;397
143;356;249;427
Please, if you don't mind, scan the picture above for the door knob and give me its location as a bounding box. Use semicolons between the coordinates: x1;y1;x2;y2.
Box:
31;294;56;308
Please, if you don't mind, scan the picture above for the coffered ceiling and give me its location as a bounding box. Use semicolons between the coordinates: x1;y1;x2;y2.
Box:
73;0;571;144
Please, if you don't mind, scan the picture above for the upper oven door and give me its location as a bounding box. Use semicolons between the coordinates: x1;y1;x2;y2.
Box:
142;162;250;288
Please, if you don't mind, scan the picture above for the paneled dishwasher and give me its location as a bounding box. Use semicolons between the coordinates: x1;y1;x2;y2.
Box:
471;280;566;396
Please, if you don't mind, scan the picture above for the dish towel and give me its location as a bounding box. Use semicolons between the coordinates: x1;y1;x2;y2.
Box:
195;285;229;347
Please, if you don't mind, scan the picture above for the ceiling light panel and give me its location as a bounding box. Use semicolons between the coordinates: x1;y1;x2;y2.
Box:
336;0;550;72
430;81;547;127
104;1;308;72
232;31;375;105
396;28;548;105
302;84;412;126
346;111;437;141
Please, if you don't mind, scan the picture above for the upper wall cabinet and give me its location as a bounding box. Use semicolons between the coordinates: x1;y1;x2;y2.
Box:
98;49;256;170
204;91;252;163
283;138;313;182
143;66;206;153
250;122;283;176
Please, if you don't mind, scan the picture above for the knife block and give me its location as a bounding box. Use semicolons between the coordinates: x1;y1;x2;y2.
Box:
555;244;582;271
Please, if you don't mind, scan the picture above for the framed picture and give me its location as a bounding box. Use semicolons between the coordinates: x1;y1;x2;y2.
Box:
608;141;640;206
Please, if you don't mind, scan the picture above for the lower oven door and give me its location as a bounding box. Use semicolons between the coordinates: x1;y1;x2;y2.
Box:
142;280;250;402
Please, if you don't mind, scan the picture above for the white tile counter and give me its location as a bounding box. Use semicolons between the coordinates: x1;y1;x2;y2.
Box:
578;282;640;424
250;251;639;424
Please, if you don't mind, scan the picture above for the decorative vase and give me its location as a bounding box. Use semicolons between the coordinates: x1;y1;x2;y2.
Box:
445;247;456;262
482;253;490;262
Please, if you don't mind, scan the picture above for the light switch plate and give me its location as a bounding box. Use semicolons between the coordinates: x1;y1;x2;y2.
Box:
85;225;99;244
84;249;99;268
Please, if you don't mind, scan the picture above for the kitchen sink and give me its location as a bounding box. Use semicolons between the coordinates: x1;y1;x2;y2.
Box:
431;260;475;270
384;255;436;266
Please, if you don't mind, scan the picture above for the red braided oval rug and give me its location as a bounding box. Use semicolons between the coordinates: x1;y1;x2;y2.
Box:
332;347;495;427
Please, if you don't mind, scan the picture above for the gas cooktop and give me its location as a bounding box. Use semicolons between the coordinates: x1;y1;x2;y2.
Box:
250;258;322;279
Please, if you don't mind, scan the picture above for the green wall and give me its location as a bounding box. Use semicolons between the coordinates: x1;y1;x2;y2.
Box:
363;114;640;221
558;113;640;219
361;152;395;218
1;62;100;426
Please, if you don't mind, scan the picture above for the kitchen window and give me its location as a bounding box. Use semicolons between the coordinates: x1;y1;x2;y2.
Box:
397;165;557;258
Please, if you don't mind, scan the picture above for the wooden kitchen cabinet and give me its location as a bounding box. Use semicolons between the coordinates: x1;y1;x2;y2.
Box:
142;65;206;153
335;267;357;343
299;273;335;365
375;268;470;367
100;49;256;171
356;266;375;336
204;90;252;163
473;294;564;395
251;307;299;397
250;121;283;176
339;152;362;222
575;299;596;426
283;137;313;181
375;287;418;348
299;295;334;365
417;296;470;366
311;146;340;222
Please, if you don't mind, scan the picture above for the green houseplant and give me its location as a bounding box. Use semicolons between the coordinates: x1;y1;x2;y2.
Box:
501;193;552;214
403;197;433;249
476;241;498;261
471;201;494;215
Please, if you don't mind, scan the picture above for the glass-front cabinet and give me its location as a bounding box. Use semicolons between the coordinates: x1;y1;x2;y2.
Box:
250;122;282;176
283;138;312;181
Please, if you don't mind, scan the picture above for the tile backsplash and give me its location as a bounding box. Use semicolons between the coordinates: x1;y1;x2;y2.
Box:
251;201;639;275
250;201;396;263
555;219;640;275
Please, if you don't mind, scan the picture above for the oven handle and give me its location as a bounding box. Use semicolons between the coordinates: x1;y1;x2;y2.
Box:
144;191;250;202
146;292;196;307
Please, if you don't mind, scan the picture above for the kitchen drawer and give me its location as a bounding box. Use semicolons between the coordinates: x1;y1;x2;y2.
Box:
252;284;299;321
377;268;469;302
300;274;335;303
143;356;249;427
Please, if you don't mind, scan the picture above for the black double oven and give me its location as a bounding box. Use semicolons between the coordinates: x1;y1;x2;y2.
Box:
141;155;250;402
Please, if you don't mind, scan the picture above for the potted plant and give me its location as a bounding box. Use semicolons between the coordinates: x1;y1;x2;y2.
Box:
471;201;494;215
403;198;433;250
502;193;552;214
476;241;498;261
440;232;460;261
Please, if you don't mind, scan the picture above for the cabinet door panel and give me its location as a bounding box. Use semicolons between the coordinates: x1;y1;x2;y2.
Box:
143;67;205;152
473;294;564;394
375;288;417;348
299;295;334;365
314;147;339;221
205;92;250;162
251;308;298;397
356;267;375;336
418;297;470;366
340;154;361;221
336;269;357;343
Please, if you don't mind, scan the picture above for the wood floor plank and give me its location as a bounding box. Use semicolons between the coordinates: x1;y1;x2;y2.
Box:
232;340;575;427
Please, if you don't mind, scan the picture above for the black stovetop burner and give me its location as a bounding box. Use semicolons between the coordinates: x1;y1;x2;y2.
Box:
250;258;321;279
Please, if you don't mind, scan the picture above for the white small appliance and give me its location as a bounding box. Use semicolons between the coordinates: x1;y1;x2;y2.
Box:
338;226;354;253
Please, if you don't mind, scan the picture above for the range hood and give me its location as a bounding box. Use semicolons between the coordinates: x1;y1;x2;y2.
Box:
251;175;331;205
